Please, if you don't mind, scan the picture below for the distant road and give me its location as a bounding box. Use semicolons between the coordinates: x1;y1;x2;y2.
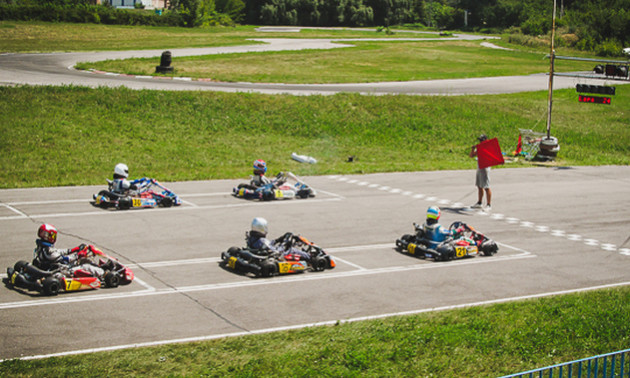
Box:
0;31;620;95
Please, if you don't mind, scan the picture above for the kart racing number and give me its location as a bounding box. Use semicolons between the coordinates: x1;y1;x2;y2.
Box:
407;243;417;255
455;246;467;258
278;262;290;274
274;190;284;199
228;256;237;269
132;198;143;207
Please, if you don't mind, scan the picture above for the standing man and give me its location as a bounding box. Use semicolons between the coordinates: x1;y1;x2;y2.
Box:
470;134;492;210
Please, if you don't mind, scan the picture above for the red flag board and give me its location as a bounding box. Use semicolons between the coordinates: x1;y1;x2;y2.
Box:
476;137;505;169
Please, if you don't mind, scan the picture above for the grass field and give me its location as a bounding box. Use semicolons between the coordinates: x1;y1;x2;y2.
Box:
1;286;630;376
1;21;629;376
1;85;628;188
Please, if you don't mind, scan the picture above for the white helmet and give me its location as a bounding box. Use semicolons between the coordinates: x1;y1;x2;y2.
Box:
114;163;129;178
251;217;268;236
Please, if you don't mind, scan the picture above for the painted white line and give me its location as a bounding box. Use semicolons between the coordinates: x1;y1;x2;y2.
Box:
15;279;630;362
332;256;367;270
5;199;88;206
584;239;599;246
601;244;617;251
0;243;532;310
0;203;27;218
342;175;626;257
0;197;342;221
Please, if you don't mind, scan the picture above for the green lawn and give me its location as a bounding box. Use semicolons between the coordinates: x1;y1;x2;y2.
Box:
1;286;630;376
1;85;628;188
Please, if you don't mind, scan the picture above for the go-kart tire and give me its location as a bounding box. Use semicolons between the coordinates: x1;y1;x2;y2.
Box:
481;240;498;256
160;197;173;208
13;260;29;273
261;190;275;201
118;197;132;210
42;276;61;296
312;255;328;272
297;189;310;199
104;271;120;288
96;190;113;208
260;260;277;277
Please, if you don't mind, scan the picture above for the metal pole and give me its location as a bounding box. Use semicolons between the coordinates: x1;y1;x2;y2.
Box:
546;0;557;139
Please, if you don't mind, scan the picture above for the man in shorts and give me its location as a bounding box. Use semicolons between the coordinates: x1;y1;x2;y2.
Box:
470;134;492;210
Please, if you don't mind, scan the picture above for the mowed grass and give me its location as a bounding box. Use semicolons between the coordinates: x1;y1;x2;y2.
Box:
78;39;597;84
1;85;628;189
0;21;441;53
2;286;630;376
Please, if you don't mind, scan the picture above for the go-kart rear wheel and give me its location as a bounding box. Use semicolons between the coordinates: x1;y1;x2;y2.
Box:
42;276;61;296
260;260;277;277
104;271;120;288
13;260;29;273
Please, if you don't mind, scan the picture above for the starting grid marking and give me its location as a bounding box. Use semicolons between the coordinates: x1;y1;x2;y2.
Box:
0;190;345;221
327;175;630;256
0;241;533;310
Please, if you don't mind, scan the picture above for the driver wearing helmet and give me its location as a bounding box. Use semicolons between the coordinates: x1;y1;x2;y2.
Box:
111;163;137;195
251;159;272;187
422;206;462;249
246;217;311;262
33;224;89;270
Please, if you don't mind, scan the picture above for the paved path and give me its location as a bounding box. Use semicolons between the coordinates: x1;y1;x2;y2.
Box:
0;32;617;95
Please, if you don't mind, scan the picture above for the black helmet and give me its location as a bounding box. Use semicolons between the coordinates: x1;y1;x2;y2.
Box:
478;134;488;142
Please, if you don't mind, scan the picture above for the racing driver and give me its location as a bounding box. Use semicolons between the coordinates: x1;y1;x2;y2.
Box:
247;217;311;262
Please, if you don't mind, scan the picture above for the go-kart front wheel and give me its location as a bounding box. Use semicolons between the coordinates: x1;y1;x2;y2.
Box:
104;271;120;288
312;255;328;272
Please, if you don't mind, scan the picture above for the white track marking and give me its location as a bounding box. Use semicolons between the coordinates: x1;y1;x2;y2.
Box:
332;174;627;256
0;243;532;310
12;279;630;362
0;203;28;218
0;197;342;221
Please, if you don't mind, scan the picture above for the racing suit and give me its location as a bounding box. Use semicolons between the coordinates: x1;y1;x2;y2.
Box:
247;232;311;262
111;177;137;195
422;222;454;250
33;239;82;270
250;173;272;187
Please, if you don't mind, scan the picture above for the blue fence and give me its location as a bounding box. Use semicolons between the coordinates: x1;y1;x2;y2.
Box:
501;348;630;378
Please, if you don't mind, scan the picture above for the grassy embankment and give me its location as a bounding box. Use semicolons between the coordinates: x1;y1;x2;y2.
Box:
1;287;630;376
0;21;629;376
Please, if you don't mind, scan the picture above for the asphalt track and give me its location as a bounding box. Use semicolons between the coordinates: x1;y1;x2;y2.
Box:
0;29;618;95
1;166;629;360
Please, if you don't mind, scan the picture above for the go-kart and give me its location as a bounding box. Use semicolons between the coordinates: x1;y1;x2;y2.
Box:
395;221;498;261
220;233;335;277
93;177;181;210
233;172;316;201
6;245;134;296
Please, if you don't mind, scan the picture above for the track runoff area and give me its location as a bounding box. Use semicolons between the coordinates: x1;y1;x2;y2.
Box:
0;166;628;360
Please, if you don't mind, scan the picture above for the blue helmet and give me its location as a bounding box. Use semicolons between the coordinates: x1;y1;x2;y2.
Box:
426;206;441;221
